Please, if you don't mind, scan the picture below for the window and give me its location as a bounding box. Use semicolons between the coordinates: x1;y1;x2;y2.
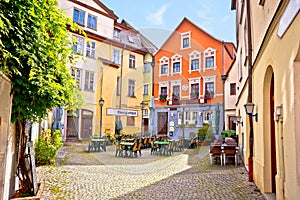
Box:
173;62;181;73
127;116;135;126
116;77;121;96
84;71;94;91
160;64;168;75
160;86;167;95
204;111;212;122
191;59;199;70
181;31;191;49
113;29;120;38
230;83;236;95
191;83;199;99
113;49;120;64
128;79;135;97
205;82;214;98
73;9;85;25
73;36;84;55
205;56;214;68
86;41;95;58
129;54;136;68
173;85;180;96
87;14;97;29
144;63;151;73
183;38;190;48
143;109;148;117
178;111;198;125
71;68;81;89
143;84;149;95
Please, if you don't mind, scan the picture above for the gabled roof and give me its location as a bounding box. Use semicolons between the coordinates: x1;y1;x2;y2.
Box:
160;17;225;50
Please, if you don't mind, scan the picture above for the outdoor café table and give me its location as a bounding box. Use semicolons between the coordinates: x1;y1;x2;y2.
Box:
120;142;134;157
154;141;170;155
89;138;106;152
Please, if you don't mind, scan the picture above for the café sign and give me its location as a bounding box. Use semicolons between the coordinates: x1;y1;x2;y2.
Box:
107;108;138;117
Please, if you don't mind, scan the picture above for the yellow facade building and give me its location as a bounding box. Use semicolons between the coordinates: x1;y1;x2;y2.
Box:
231;0;300;199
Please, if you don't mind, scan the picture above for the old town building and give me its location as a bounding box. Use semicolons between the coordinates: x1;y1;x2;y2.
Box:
231;0;300;198
152;18;235;139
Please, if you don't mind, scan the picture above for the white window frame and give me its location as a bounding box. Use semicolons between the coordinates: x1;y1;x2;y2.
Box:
113;49;121;64
188;78;200;99
87;14;97;29
159;56;169;77
171;54;182;75
71;68;81;89
204;110;213;123
86;41;96;58
170;80;181;97
180;31;191;50
188;50;201;73
73;36;84;55
203;76;216;98
204;47;217;71
84;71;94;91
158;81;169;100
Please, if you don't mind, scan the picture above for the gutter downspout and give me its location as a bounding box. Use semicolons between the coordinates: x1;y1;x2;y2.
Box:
221;41;227;132
246;0;254;182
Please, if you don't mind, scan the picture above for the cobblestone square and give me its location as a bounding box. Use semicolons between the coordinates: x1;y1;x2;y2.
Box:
37;142;264;200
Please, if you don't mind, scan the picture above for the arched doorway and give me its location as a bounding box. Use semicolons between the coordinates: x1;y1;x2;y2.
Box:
263;66;277;193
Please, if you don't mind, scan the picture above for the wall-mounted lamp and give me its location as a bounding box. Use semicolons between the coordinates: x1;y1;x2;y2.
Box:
244;102;258;122
275;105;283;122
234;115;243;126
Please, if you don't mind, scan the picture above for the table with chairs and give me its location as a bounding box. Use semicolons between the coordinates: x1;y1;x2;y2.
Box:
209;138;239;166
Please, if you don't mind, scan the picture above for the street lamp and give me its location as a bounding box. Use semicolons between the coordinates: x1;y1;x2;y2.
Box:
99;98;104;137
234;115;243;126
244;102;258;122
140;101;145;136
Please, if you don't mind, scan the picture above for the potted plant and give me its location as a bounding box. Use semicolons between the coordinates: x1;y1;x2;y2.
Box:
159;94;167;101
204;91;214;99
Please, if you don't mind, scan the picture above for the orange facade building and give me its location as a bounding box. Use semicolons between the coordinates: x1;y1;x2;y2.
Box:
152;18;235;138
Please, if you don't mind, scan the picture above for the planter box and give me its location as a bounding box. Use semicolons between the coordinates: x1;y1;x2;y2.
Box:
11;182;44;200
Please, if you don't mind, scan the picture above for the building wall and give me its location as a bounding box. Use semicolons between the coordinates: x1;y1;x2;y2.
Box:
0;74;16;200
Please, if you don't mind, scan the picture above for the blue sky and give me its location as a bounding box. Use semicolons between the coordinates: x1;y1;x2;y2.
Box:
100;0;236;48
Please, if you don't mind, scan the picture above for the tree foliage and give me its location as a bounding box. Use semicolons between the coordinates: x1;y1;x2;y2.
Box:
0;0;85;195
0;0;84;122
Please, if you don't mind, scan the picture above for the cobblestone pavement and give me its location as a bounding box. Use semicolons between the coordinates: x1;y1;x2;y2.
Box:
37;142;264;200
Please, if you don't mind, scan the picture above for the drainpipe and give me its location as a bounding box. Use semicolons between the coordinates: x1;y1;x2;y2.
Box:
246;0;254;182
221;41;227;132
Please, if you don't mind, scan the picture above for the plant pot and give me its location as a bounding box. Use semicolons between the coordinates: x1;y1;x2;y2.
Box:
11;182;44;200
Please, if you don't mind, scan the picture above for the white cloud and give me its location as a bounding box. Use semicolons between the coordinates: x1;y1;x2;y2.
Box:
146;4;168;25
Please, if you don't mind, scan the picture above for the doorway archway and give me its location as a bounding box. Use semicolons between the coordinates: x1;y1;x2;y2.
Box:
263;66;277;193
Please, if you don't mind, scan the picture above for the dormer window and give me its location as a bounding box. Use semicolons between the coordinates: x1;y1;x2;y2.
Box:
128;35;134;43
114;29;120;38
180;31;191;49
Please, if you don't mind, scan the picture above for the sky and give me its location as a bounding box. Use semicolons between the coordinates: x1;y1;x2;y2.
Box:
100;0;236;48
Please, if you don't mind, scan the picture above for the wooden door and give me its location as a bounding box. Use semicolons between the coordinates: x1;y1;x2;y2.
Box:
157;112;168;135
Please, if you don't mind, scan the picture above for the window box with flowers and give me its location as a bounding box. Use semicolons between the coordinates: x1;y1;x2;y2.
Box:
204;91;214;99
159;94;167;101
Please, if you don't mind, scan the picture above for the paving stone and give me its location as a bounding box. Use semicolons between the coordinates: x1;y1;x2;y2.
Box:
37;142;264;200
